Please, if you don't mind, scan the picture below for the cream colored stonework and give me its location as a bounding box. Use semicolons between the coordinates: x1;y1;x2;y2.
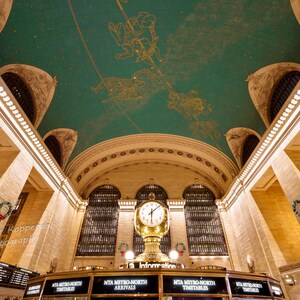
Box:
0;0;12;33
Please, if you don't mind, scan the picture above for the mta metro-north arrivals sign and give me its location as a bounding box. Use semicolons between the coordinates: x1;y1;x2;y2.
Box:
92;276;158;294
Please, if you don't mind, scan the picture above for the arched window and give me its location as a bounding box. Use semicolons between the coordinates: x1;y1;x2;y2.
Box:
133;184;171;255
44;135;62;167
241;134;260;166
1;72;35;123
184;184;228;256
269;71;300;122
76;185;120;256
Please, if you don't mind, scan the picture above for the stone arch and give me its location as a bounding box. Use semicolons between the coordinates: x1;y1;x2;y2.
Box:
225;128;261;169
66;134;239;199
43;128;77;170
0;0;13;33
291;0;300;24
247;62;300;127
0;64;57;128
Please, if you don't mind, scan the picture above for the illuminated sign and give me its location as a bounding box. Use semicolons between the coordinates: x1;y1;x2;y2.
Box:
271;283;283;297
24;282;43;297
0;261;38;290
163;276;227;294
127;262;179;269
229;278;271;296
43;277;90;295
92;276;158;294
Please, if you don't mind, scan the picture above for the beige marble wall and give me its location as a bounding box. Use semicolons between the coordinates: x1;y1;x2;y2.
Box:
0;152;32;234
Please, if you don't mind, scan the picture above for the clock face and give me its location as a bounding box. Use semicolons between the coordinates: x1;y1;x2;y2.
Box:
139;201;165;227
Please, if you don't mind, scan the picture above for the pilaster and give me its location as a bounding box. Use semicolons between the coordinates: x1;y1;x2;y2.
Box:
114;199;136;268
167;199;190;267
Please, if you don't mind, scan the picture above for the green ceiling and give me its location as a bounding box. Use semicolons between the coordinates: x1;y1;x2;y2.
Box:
1;0;299;161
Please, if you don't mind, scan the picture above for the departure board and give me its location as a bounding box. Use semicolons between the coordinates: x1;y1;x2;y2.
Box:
0;261;39;289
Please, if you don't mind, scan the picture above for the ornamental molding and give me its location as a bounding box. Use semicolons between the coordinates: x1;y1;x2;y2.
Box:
222;82;300;209
0;64;57;128
0;78;83;210
225;127;261;169
66;134;239;195
247;62;300;127
81;160;225;199
43;128;78;170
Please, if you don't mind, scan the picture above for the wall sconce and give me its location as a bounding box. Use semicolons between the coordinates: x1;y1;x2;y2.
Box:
283;274;296;286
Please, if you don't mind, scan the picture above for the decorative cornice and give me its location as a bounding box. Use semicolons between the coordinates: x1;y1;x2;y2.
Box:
80;160;225;199
118;199;137;210
0;78;83;210
66;134;238;180
72;146;231;184
222;83;300;209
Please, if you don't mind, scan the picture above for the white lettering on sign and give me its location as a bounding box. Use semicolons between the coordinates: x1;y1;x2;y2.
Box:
103;279;148;291
139;262;176;268
26;284;41;295
52;280;82;292
235;281;263;293
271;285;282;296
173;278;216;291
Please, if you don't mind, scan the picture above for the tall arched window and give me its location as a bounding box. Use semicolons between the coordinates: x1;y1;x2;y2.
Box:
269;71;300;122
1;72;35;123
133;184;171;255
44;135;62;167
184;184;228;256
241;134;260;166
76;185;120;256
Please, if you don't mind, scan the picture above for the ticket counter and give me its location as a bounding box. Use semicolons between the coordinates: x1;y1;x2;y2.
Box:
23;268;284;300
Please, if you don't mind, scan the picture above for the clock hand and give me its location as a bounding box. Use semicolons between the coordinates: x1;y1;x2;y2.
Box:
152;205;160;213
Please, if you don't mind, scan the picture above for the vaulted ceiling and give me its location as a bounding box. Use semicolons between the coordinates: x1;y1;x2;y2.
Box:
1;0;299;164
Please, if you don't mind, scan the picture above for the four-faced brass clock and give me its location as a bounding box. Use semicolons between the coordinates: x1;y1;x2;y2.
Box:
134;192;170;262
139;201;165;227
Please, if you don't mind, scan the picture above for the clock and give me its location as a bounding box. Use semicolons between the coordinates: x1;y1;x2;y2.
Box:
139;201;165;227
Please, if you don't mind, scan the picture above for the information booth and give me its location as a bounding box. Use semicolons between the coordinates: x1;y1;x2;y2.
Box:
23;268;285;300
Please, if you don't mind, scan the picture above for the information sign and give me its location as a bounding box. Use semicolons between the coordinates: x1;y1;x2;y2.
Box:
43;277;90;295
229;278;271;296
23;281;43;297
92;275;158;294
163;276;227;294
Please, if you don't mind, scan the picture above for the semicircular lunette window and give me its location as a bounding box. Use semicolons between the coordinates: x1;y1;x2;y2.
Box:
270;70;300;122
44;135;62;167
134;184;171;256
1;72;35;123
76;185;121;256
241;134;260;167
184;184;228;256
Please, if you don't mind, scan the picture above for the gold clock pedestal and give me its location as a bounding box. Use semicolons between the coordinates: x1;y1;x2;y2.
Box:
133;193;171;263
135;237;170;262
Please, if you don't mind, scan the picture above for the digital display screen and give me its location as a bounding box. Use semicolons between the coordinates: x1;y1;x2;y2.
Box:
43;277;90;295
23;281;43;297
92;275;158;294
0;261;39;290
163;276;227;294
229;278;271;296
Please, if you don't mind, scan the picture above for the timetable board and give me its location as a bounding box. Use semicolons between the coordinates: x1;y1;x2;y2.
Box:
0;261;39;289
